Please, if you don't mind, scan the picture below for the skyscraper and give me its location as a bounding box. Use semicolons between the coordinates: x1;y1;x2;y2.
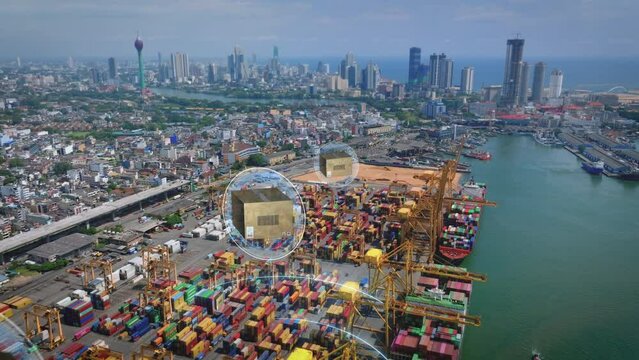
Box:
170;52;190;83
340;52;355;80
460;67;474;95
362;62;379;91
347;63;360;88
518;62;530;106
107;57;117;79
531;62;546;103
16;56;21;68
549;69;564;98
207;64;217;84
428;53;441;89
273;46;279;59
158;52;162;65
134;36;144;91
228;47;248;82
501;38;525;106
439;58;454;90
408;47;421;89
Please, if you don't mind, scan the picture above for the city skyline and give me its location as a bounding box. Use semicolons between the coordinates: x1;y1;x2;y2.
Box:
1;0;638;58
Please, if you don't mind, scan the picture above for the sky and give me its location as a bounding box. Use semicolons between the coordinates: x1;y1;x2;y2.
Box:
1;0;638;59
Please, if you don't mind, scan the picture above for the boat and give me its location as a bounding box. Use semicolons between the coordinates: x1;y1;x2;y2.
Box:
619;170;639;181
533;130;563;147
436;180;486;265
581;160;604;175
462;150;491;161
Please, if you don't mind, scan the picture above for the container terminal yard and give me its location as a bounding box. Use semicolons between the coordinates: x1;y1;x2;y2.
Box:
0;146;494;360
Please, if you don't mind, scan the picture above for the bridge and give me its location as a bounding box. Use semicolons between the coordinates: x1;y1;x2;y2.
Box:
0;180;190;262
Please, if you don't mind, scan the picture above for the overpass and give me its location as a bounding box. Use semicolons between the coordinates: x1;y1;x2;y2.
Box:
0;180;190;261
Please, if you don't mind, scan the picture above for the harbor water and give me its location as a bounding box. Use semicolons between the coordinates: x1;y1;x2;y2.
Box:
462;135;639;359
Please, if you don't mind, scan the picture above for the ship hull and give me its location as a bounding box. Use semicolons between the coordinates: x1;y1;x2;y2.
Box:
581;162;603;175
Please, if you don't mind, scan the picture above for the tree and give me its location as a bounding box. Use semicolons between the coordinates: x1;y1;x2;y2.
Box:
231;161;244;171
53;161;73;175
246;154;268;167
279;143;295;151
164;213;183;227
8;158;24;168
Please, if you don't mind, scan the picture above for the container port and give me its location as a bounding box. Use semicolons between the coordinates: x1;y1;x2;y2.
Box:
0;146;492;360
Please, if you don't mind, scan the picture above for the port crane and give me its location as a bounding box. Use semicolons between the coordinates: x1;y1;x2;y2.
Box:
23;304;65;350
131;344;174;360
81;345;124;360
81;259;115;293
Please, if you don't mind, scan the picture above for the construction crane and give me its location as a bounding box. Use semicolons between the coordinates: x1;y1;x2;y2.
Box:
23;304;65;350
139;288;174;325
131;344;174;360
81;259;115;293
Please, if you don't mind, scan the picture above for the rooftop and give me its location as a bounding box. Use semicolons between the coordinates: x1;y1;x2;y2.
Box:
320;151;351;160
232;187;290;204
27;233;94;259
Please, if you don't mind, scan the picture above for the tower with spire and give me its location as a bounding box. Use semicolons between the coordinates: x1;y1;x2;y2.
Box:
134;34;145;92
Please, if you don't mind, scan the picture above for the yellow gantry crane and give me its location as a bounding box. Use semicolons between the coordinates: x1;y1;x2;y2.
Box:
24;304;65;350
81;259;115;293
131;344;174;360
80;345;125;360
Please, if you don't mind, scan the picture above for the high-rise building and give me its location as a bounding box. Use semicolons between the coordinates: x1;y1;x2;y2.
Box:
158;52;162;65
273;46;279;59
170;52;190;83
460;67;474;95
228;47;248;82
298;64;309;76
549;69;563;98
90;68;103;84
501;38;525;106
531;62;546;103
347;63;360;88
134;36;144;91
340;52;356;80
439;58;454;90
392;83;405;99
428;53;441;89
207;64;218;84
518;62;530;106
427;53;452;90
16;56;21;68
361;62;378;91
107;57;117;79
408;47;421;88
67;56;75;69
322;63;329;74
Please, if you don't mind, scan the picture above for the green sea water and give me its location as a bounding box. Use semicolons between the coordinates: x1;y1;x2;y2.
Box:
461;136;639;359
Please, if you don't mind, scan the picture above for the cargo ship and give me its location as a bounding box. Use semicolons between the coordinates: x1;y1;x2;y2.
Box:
437;181;486;265
462;150;491;161
581;160;604;175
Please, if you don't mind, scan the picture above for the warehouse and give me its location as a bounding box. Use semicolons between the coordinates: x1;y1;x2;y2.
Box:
320;151;352;178
231;188;294;244
27;233;95;263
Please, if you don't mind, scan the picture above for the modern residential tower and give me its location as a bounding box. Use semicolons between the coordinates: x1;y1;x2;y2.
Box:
531;62;546;103
518;62;530;106
549;69;564;98
501;38;525;106
460;67;474;95
408;47;421;89
107;57;117;80
170;52;190;83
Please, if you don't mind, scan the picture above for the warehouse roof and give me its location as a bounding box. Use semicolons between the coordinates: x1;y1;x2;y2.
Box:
232;187;290;203
27;233;94;260
320;151;351;160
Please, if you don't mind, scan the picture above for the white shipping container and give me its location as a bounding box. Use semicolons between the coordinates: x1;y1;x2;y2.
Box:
128;256;143;267
132;274;144;284
192;228;206;237
56;297;72;308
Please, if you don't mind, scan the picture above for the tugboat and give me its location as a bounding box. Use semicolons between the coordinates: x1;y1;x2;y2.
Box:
581;160;604;175
462;150;491;161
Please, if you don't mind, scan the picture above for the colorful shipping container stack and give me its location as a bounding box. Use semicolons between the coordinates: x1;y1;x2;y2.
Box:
61;299;95;327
